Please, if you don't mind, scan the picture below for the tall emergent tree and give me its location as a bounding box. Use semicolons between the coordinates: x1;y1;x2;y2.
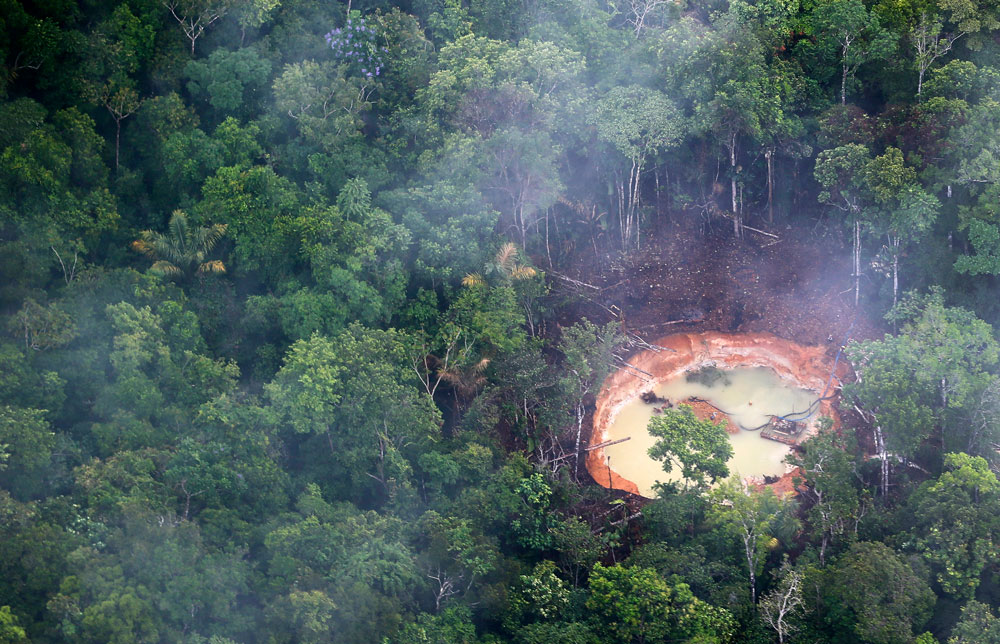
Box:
905;453;1000;600
822;542;935;644
844;289;999;495
815;143;872;306
787;428;864;564
591;86;683;250
163;0;235;54
811;0;895;104
709;478;798;603
266;326;442;502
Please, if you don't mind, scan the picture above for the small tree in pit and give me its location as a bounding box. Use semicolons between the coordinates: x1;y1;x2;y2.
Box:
647;404;733;490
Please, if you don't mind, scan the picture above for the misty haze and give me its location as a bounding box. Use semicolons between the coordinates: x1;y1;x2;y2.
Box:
2;0;1000;642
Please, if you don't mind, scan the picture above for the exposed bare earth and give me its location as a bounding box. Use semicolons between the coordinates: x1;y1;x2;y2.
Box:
549;219;881;497
586;331;848;496
552;218;882;349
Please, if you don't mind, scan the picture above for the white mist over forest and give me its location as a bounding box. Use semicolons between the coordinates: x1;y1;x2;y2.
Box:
1;0;1000;642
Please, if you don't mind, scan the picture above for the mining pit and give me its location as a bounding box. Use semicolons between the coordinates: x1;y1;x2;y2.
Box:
586;331;850;497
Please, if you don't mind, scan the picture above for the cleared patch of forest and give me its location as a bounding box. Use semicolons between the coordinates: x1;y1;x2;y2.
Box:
3;0;1000;642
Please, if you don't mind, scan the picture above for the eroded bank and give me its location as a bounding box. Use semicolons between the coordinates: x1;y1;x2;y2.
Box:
586;331;850;497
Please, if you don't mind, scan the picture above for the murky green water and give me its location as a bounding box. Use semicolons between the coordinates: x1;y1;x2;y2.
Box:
601;367;816;497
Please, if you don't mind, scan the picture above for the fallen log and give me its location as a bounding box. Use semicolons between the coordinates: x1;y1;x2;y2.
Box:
550;271;600;290
610;511;643;526
743;224;780;239
549;437;632;464
586;436;631;451
612;356;655;378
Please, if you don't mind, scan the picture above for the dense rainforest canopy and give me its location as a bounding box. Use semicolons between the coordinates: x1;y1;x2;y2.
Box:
3;0;1000;642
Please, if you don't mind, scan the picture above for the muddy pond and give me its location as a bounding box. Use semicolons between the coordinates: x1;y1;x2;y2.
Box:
599;366;818;496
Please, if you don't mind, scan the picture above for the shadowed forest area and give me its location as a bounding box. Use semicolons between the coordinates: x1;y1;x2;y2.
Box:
3;0;1000;641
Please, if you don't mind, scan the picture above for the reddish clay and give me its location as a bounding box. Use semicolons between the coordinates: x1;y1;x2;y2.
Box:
587;331;849;497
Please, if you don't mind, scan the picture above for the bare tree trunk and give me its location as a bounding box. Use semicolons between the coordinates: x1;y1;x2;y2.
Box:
766;148;774;225
892;251;899;305
875;424;888;497
519;205;527;249
626;158;641;251
855;221;861;306
664;165;671;223
887;234;901;305
115;119;121;171
654;165;661;222
730;134;740;238
545;209;552;268
617;176;626;250
744;532;757;604
51;246;78;285
841;63;848;105
574;401;584;479
761;565;804;643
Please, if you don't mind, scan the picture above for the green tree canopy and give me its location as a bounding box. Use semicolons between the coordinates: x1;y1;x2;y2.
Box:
905;453;1000;600
266;326;442;502
647;404;733;489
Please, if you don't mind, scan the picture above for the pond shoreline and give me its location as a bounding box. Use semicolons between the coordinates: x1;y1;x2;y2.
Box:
586;331;849;497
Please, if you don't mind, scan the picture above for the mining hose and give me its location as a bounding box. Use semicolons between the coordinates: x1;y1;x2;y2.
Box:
689;313;860;431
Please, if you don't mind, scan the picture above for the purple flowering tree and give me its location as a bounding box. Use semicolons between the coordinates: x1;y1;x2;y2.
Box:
324;11;386;78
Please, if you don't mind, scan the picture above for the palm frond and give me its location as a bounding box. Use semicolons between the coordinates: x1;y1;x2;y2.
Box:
168;211;190;255
153;236;188;266
190;222;228;254
462;273;485;288
132;210;227;279
509;265;537;280
131;239;155;256
150;260;182;275
495;242;518;271
203;223;228;250
197;260;227;274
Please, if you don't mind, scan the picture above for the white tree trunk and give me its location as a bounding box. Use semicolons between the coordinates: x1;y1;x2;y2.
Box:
766;148;774;225
875;424;888;496
574;401;584;478
854;219;861;307
729;134;741;238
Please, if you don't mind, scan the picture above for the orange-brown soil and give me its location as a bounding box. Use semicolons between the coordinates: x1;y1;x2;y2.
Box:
545;217;884;503
685;399;740;434
586;331;850;497
761;466;805;497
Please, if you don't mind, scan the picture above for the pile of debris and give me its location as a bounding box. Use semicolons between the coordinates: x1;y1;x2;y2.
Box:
640;390;675;415
640;391;666;404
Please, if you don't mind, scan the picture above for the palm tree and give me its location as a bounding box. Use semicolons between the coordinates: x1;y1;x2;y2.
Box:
462;242;537;287
438;355;490;413
132;210;227;278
